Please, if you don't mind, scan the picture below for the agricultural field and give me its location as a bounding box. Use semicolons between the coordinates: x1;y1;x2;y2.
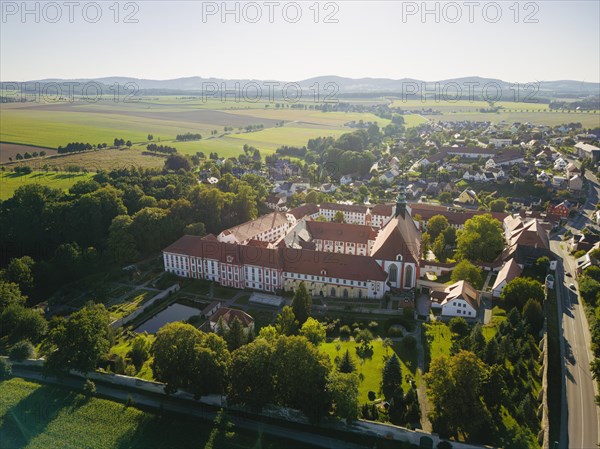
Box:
320;338;414;403
0;99;424;164
0;377;312;449
0;171;94;200
432;111;600;127
0;143;57;163
390;98;600;127
6;147;166;173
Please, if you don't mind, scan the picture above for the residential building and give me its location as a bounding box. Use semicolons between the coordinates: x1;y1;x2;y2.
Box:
455;189;478;205
574;142;600;163
568;174;584;191
431;281;479;319
491;259;523;297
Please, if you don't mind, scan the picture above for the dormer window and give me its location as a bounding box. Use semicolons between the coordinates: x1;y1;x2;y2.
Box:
396;254;403;262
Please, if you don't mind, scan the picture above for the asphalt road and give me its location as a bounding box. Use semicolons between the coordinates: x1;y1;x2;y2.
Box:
551;161;600;448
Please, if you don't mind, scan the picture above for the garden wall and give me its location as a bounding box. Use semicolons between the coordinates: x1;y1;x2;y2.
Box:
110;284;180;329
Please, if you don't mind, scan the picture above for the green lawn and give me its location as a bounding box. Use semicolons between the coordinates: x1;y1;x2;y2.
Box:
212;286;238;300
320;338;413;403
0;171;93;200
482;306;507;341
423;322;452;365
0;377;313;449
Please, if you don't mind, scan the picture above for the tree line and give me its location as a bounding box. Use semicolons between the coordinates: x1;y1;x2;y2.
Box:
175;133;202;141
146;144;177;154
0;166;267;302
425;276;545;447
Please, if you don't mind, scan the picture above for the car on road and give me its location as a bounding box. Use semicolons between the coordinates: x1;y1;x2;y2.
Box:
569;283;577;291
566;272;572;277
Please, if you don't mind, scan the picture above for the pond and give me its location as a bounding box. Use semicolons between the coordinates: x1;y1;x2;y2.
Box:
135;302;202;334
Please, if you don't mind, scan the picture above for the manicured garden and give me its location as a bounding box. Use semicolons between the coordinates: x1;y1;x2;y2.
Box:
320;337;415;403
108;289;156;319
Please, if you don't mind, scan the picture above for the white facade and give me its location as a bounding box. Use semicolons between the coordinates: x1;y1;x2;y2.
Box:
441;298;477;318
489;138;513;148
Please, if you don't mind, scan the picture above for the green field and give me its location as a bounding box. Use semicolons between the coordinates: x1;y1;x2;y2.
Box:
390;98;600;127
0;171;93;200
0;377;311;449
320;338;414;403
0;100;421;163
7;148;166;173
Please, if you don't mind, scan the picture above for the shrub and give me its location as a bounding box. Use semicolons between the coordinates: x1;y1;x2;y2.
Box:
339;325;351;338
83;379;96;396
0;358;12;379
368;391;376;401
402;335;417;352
387;327;404;338
9;340;34;361
368;321;379;331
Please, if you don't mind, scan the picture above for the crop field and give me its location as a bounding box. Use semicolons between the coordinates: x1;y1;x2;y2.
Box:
0;143;57;163
320;338;413;403
0;377;311;449
389;99;599;127
0;171;93;200
391;99;555;112
6;147;166;173
431;111;600;127
0;100;419;158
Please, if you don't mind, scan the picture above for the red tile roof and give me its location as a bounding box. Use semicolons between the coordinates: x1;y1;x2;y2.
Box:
209;307;254;327
163;235;388;282
305;221;379;244
288;203;320;219
409;203;508;226
371;204;394;216
282;248;388;282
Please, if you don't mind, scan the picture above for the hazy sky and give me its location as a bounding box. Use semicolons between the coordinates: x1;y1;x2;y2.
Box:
1;1;599;82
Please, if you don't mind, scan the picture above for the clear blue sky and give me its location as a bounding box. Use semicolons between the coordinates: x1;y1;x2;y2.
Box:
1;1;599;82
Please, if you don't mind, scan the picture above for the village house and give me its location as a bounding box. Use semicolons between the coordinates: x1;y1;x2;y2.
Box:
455;189;478;205
209;307;255;334
489;138;513;148
565;162;581;178
431;281;480;319
554;158;568;171
568;174;584;191
491;259;523;298
574;142;600;163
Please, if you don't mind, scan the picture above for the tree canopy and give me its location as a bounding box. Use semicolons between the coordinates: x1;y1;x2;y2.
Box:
456;214;504;262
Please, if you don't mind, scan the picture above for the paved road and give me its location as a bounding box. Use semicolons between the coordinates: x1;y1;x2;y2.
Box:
551;159;600;448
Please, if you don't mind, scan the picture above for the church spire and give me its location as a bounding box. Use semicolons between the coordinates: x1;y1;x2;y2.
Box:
395;181;407;218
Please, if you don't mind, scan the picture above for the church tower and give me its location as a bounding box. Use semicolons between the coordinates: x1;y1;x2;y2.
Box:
395;181;407;218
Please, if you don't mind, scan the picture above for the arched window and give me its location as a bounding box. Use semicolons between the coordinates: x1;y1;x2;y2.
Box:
388;265;398;283
404;265;413;288
343;289;349;299
330;287;336;297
